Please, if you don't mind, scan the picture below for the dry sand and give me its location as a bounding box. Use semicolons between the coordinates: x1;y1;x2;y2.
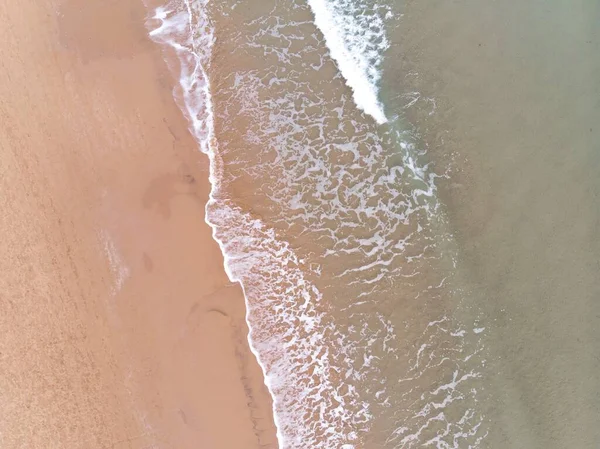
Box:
0;0;278;448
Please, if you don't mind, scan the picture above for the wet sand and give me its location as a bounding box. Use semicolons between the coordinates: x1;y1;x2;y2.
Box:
0;0;277;448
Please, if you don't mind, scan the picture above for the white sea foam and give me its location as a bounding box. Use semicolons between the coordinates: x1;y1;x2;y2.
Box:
307;0;390;124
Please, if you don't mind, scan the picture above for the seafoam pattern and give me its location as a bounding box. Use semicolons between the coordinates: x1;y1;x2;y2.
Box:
146;0;489;447
209;201;374;447
146;1;375;447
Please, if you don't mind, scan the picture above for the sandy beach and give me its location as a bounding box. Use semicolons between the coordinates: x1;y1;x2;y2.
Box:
0;0;277;448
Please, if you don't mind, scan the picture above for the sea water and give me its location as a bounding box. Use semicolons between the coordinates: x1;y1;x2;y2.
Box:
145;0;600;447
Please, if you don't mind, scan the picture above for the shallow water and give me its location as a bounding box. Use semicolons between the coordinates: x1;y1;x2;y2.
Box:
146;0;600;447
391;0;600;447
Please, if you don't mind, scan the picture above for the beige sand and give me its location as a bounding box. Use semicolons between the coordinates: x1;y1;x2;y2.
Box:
0;0;278;448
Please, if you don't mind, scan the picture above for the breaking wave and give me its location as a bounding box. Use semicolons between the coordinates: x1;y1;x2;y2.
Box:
307;0;390;124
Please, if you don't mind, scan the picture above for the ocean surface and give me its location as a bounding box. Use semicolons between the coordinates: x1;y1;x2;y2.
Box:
145;0;600;447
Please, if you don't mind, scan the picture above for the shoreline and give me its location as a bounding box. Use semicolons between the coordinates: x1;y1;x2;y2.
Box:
0;0;278;447
144;2;289;446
